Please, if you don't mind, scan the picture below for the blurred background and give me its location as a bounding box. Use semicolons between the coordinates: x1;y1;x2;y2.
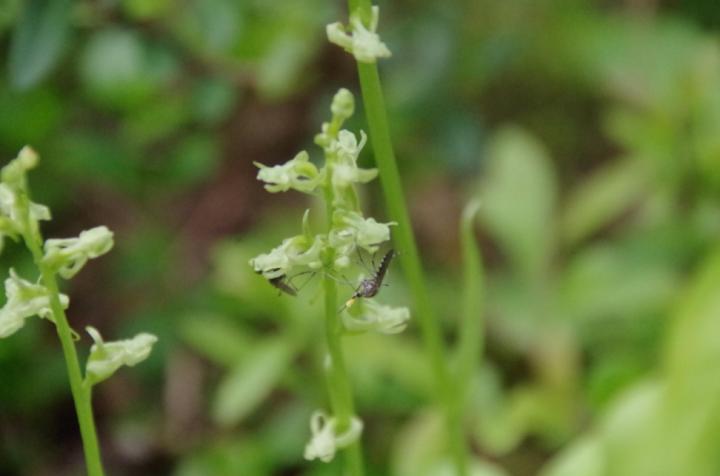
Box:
2;0;720;475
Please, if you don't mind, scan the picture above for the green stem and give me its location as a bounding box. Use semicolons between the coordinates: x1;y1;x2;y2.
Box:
457;199;484;395
21;202;105;476
346;1;469;474
323;276;364;476
322;166;364;476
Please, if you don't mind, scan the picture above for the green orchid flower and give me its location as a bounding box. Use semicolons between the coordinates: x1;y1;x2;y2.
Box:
43;226;114;279
84;326;158;386
255;151;321;194
327;6;391;63
342;298;410;335
303;410;363;463
0;269;69;338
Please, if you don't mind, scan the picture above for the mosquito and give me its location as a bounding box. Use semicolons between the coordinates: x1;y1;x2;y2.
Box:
343;249;395;310
260;269;317;297
267;274;297;296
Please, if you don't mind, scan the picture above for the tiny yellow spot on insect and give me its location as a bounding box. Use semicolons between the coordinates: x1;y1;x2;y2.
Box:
345;297;356;308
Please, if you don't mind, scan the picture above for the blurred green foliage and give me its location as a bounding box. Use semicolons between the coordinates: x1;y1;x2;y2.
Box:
2;0;720;475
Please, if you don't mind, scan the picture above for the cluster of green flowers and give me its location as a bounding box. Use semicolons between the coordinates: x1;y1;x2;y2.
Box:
250;88;408;460
250;88;409;334
0;147;156;387
251;5;403;464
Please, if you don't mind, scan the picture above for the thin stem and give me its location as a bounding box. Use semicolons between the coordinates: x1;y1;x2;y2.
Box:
346;1;469;474
20;196;105;476
322;163;365;476
323;275;364;476
457;199;484;395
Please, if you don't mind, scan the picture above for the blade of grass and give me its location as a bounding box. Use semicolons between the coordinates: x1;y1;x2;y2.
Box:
346;1;469;473
457;199;484;389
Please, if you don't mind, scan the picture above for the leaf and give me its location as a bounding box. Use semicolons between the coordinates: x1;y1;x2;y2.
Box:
480;127;557;277
179;314;250;367
558;244;678;324
562;249;720;476
390;409;445;476
539;435;604;476
659;248;720;475
0;0;22;34
561;159;648;245
79;29;158;110
212;339;293;427
8;0;71;90
456;198;484;385
391;408;510;476
469;365;525;454
599;380;666;476
170;0;241;55
344;334;433;404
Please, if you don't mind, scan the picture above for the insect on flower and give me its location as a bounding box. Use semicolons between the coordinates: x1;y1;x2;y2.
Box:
256;268;298;296
260;269;318;297
344;249;395;309
268;275;298;296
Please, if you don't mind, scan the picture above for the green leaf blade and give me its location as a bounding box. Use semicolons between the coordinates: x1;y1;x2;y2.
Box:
8;0;72;90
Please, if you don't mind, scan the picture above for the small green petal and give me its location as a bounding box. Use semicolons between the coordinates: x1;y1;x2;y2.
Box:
331;89;355;122
29;203;51;221
304;410;363;463
85;326;158;386
43;226;114;279
255;151;320;194
0;269;69;338
302;209;313;239
250;233;326;279
0;181;50;258
343;299;410;334
332;210;394;255
1;146;39;185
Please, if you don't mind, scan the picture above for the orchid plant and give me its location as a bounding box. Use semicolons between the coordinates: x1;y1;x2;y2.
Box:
0;147;157;476
250;84;409;472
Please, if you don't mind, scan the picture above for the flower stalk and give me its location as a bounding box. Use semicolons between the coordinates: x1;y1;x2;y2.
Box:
251;89;409;473
0;147;157;476
28;238;105;476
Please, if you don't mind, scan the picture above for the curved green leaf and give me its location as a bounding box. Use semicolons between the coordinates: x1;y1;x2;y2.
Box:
481;127;557;278
212;339;293;427
456;198;484;386
8;0;71;90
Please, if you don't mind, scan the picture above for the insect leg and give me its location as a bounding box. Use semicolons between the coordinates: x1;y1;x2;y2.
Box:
324;271;355;289
288;270;317;293
356;247;374;275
